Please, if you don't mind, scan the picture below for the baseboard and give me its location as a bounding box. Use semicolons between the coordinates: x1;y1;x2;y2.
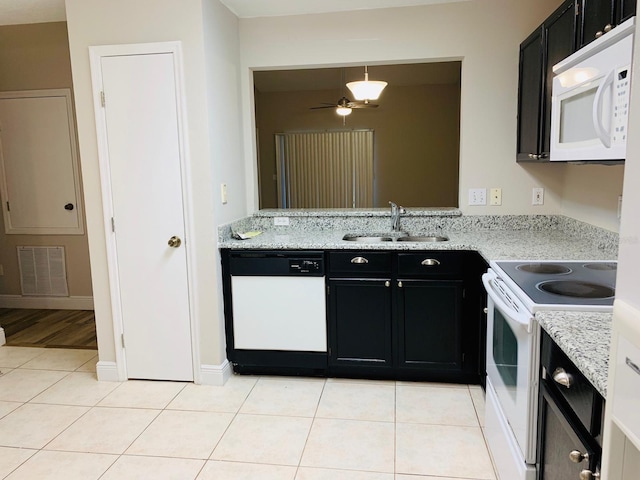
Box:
96;361;121;382
199;360;232;386
0;295;94;310
0;327;5;346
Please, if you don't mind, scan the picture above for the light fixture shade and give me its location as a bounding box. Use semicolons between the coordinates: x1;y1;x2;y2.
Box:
346;79;387;101
336;106;352;116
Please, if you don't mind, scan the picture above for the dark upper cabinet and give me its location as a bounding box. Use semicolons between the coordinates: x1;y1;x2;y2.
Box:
578;0;637;48
517;0;576;162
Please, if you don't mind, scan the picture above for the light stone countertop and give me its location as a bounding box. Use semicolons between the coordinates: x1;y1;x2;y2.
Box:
536;311;612;398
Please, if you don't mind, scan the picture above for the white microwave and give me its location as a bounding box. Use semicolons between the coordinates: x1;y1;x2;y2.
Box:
550;17;635;162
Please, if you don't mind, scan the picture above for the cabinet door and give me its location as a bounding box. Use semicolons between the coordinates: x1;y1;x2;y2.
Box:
328;279;393;369
517;27;544;161
541;0;576;157
396;279;463;371
537;383;600;480
579;0;615;48
618;0;637;23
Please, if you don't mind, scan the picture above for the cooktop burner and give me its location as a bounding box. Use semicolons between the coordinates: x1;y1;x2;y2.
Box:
537;280;615;299
516;263;572;275
492;260;617;309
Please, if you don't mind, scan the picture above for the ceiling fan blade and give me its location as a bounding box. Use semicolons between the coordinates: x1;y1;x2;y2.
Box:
349;103;379;109
310;105;337;110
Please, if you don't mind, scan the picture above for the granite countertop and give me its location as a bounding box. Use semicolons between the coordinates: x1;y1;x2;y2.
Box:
219;211;617;396
536;311;612;397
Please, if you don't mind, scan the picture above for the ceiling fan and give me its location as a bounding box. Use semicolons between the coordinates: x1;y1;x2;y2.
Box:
310;96;379;116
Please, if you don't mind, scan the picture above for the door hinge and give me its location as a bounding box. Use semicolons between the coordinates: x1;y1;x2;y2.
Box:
462;353;465;363
5;201;9;212
121;334;125;348
462;288;466;299
111;217;115;232
100;91;106;107
326;285;330;295
575;1;579;16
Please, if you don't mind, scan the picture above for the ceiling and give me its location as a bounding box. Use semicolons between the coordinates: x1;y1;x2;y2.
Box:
220;0;469;18
0;0;469;25
253;62;462;93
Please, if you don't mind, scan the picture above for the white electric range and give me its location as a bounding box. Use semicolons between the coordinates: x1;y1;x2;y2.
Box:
482;260;616;480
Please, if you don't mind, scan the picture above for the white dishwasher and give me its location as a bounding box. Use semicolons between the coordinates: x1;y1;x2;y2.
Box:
223;250;327;375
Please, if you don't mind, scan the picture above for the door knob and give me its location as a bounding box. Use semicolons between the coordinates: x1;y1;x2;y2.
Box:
64;203;74;211
168;236;181;248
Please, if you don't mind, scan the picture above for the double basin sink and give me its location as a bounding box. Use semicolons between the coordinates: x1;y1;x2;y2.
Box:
342;233;449;243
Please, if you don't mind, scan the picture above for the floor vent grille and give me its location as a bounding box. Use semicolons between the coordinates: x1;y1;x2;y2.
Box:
17;246;69;296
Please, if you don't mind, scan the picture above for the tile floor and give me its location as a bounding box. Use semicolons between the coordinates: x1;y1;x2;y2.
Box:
0;346;496;479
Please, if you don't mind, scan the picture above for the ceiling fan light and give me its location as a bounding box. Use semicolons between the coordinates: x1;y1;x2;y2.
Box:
346;80;387;101
336;106;352;116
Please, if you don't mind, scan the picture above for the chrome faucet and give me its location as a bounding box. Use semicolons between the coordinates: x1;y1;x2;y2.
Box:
389;201;406;231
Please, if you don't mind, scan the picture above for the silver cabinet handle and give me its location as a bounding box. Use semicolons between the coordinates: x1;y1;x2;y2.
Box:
552;367;573;388
570;450;589;463
604;24;613;33
384;281;390;288
350;256;369;264
483;307;488;314
595;30;604;38
398;281;403;288
421;259;441;266
580;470;600;480
626;357;640;376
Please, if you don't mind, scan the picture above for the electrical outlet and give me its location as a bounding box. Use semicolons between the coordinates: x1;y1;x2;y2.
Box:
468;188;487;206
221;183;228;204
274;216;290;226
490;188;502;206
532;187;544;205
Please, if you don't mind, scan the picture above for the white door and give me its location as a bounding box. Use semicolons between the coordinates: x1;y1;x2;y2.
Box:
93;47;193;381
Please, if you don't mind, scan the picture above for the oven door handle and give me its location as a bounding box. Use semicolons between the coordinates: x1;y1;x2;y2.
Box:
482;272;533;333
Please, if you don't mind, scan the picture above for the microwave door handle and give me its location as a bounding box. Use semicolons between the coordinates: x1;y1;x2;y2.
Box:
593;70;616;148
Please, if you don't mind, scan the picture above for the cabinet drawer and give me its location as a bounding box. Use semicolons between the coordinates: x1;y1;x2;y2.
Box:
541;331;604;438
328;251;392;276
397;251;464;277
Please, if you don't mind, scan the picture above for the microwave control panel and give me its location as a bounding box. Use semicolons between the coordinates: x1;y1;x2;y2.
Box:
613;65;631;145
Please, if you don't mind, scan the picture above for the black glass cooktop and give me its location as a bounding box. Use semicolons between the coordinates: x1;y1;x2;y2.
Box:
493;261;617;307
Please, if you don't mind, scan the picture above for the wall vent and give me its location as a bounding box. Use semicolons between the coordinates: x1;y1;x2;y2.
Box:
17;246;69;297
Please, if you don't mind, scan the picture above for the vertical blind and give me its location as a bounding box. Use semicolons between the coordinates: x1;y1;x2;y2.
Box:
275;130;374;208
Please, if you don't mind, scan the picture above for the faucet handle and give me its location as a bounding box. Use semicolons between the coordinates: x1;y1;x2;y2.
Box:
399;206;406;214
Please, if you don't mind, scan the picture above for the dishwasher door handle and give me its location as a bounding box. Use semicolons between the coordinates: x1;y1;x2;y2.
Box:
350;256;369;264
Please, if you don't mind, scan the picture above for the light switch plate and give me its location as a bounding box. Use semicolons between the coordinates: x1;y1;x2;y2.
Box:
468;188;487;206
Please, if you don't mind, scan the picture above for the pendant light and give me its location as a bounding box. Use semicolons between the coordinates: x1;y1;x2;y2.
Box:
347;66;387;101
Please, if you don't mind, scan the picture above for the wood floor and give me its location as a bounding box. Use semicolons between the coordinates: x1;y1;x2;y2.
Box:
0;308;97;349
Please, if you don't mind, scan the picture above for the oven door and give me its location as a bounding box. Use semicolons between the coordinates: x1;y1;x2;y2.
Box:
483;269;538;463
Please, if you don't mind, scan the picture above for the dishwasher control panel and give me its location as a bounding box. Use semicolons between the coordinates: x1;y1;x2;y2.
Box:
289;259;322;274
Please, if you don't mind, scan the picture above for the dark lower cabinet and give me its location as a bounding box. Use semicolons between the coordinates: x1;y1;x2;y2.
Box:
328;279;392;370
327;250;485;383
537;331;604;479
397;279;463;371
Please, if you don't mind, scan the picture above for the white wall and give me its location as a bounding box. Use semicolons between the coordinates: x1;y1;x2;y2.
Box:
64;0;243;368
238;1;625;232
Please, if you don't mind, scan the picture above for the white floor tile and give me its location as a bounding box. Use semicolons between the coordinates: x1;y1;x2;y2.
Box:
75;356;98;373
296;467;394;479
0;369;68;402
395;476;461;479
167;376;257;413
126;410;234;459
97;379;186;409
301;418;395;473
0;401;21;419
44;406;159;454
212;413;312;466
0;447;37;478
469;385;486;427
316;381;395;422
4;450;117;480
197;460;297;479
31;372;119;406
396;385;478;426
0;403;88;449
101;455;205;480
20;349;97;371
239;377;325;417
0;347;46;369
396;423;495;479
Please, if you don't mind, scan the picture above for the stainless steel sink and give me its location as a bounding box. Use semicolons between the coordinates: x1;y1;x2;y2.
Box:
342;234;393;242
396;235;449;242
